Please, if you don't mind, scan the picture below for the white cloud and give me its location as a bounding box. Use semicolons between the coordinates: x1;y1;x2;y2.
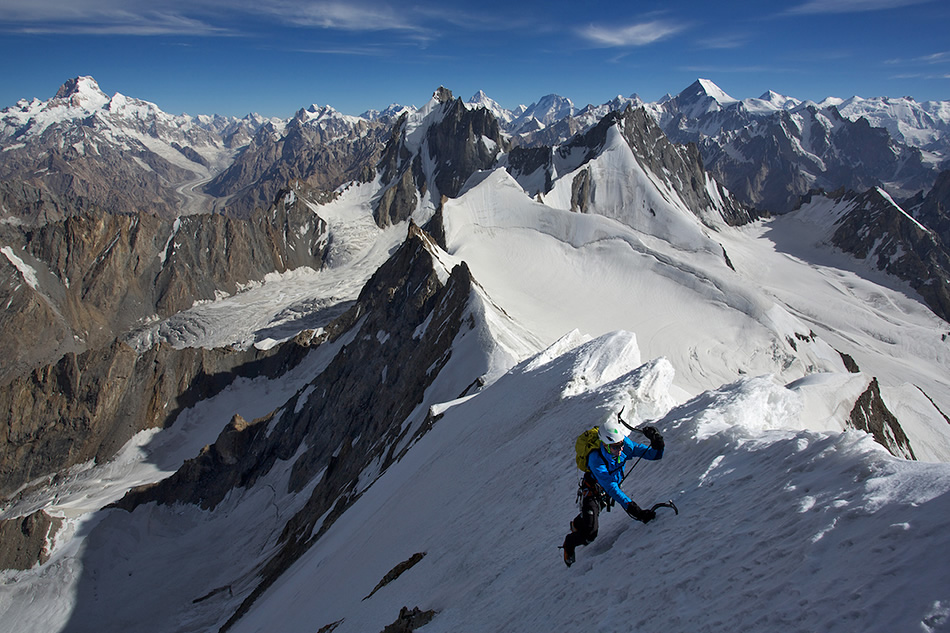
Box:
0;1;231;35
263;1;421;33
784;0;932;15
0;0;427;36
579;19;686;48
697;33;751;50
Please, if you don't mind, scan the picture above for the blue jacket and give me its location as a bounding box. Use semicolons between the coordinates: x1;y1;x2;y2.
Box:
587;436;663;507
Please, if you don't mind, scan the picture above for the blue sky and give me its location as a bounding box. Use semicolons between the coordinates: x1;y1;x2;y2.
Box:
0;0;948;118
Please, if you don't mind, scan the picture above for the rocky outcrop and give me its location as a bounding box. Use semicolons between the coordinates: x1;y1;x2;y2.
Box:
109;223;477;631
847;377;916;460
363;552;428;601
0;509;63;570
571;168;591;213
380;606;437;633
0;195;329;384
0;334;315;500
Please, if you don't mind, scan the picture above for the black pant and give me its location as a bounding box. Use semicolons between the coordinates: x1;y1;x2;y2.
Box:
563;490;601;556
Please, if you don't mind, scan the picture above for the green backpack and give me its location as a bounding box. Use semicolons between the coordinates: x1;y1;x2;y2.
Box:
574;426;602;472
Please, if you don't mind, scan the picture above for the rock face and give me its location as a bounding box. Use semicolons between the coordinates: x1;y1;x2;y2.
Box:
0;193;328;383
374;113;420;228
826;186;950;323
0;509;62;570
908;169;950;251
0;334;314;500
425;96;508;199
204;108;389;218
108;222;477;630
374;89;509;227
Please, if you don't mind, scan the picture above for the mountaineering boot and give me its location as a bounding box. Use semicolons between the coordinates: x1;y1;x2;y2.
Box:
563;548;575;567
561;536;575;567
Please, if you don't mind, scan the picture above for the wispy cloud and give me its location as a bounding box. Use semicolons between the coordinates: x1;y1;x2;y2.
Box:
679;64;779;75
0;0;432;36
260;1;422;33
783;0;932;15
885;50;950;65
0;0;232;35
579;19;688;48
919;51;950;64
696;33;751;50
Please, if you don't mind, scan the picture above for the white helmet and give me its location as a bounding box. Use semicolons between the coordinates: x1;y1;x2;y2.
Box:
598;414;630;445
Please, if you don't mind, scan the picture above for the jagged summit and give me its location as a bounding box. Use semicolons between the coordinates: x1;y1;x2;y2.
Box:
433;85;454;104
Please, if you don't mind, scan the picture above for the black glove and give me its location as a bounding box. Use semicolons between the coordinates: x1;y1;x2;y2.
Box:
625;502;656;524
642;426;664;452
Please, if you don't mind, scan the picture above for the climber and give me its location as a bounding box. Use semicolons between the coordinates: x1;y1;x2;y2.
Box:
562;415;664;567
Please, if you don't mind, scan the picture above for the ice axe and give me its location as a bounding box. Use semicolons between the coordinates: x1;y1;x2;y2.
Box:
650;500;679;515
616;406;646;484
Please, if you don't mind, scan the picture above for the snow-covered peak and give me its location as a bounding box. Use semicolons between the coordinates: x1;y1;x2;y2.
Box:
516;93;576;127
670;78;738;119
696;78;737;104
831;95;950;148
359;103;411;122
467;90;496;109
467;90;515;125
52;76;110;111
293;103;363;126
756;90;801;110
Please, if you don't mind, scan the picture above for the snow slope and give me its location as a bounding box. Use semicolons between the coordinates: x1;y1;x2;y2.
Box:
231;331;950;633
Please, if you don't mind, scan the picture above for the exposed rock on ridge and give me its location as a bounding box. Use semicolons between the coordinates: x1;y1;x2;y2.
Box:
847;377;916;460
0;509;62;571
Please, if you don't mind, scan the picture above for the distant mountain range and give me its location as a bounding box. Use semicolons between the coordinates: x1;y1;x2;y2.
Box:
2;76;947;224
